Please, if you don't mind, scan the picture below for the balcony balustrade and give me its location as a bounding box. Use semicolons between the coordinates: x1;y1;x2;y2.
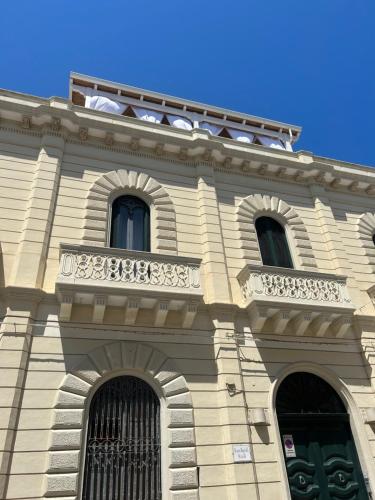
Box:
56;244;202;327
237;265;355;337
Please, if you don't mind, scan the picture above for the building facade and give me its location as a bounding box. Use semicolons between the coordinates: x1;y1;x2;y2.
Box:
1;73;375;499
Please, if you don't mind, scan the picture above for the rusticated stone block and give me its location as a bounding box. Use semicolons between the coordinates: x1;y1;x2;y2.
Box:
170;467;198;490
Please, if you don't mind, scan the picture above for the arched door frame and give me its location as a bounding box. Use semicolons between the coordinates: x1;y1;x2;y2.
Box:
78;370;167;500
45;341;199;499
269;362;375;499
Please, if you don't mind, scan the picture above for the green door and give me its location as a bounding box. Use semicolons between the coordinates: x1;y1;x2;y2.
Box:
279;415;369;499
276;373;370;500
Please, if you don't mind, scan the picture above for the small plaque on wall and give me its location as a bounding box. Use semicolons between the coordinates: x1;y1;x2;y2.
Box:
233;444;252;463
283;434;296;458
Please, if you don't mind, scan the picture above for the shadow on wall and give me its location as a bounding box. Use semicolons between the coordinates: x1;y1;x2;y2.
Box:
30;303;218;498
61;151;196;192
0;244;5;318
216;178;316;216
58;321;218;385
31;301;218;392
235;309;373;400
0;243;4;288
251;331;372;392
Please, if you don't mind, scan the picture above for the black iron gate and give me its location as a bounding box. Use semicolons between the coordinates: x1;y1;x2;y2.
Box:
82;376;161;500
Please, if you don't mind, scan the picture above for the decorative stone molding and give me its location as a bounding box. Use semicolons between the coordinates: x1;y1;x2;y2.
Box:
51;117;61;131
357;213;375;273
58;245;201;291
238;266;351;306
21;114;32;129
83;168;178;255
44;341;199;499
367;284;375;307
56;244;202;325
104;131;114;146
78;127;88;141
237;264;355;336
236;193;317;270
2;93;375;197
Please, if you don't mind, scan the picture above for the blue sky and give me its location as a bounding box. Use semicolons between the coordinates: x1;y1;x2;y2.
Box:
1;1;374;166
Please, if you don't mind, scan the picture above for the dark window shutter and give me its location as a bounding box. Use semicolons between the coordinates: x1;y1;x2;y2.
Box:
110;195;150;251
255;216;293;268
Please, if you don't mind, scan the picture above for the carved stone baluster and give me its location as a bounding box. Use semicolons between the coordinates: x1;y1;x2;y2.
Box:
59;252;75;278
121;258;136;283
76;253;92;279
135;259;150;284
149;261;162;286
189;266;201;289
338;281;351;303
249;271;264;297
162;262;176;287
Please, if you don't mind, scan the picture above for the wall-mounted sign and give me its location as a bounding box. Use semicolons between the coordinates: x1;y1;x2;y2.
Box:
233;444;252;463
283;434;296;458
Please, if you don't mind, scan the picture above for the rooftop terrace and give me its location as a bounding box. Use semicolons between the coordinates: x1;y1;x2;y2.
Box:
70;72;302;153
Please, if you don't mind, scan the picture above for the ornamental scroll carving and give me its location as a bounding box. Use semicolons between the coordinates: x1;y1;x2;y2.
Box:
239;269;351;305
59;250;201;290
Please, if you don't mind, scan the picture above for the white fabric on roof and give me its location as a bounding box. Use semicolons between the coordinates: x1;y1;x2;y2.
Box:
85;95;126;115
285;140;293;152
199;122;223;135
257;135;286;150
167;115;193;130
228;128;254;143
133;107;164;124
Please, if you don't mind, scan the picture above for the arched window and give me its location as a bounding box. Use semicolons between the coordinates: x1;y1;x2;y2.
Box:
372;234;375;246
110;195;150;251
276;372;346;415
82;376;161;500
276;372;367;499
255;216;293;268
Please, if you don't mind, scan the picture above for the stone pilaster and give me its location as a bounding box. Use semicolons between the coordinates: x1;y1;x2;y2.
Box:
0;291;40;498
196;164;231;304
309;185;353;276
210;306;258;498
10;133;64;288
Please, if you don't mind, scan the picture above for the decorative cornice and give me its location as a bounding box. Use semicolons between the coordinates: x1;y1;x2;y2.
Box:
0;99;375;195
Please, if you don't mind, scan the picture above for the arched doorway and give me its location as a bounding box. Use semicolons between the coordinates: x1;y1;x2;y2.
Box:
82;376;161;500
276;372;369;499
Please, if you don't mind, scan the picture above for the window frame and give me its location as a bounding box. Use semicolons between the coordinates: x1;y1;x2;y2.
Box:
106;190;154;252
254;213;296;269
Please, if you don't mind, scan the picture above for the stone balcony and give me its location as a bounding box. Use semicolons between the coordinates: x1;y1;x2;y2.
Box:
56;244;203;327
237;264;355;337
